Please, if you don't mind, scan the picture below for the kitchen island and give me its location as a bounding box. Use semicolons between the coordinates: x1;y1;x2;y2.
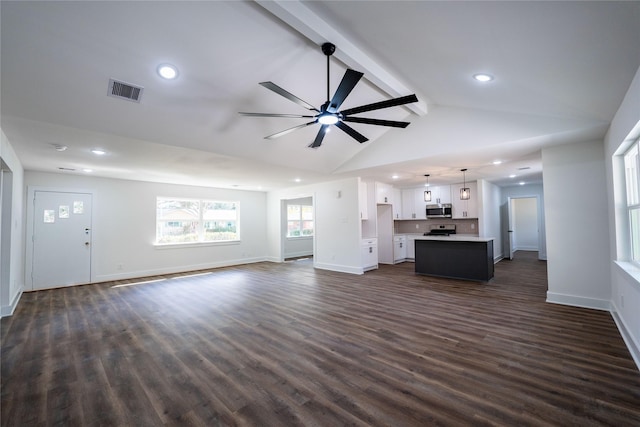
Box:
414;235;494;281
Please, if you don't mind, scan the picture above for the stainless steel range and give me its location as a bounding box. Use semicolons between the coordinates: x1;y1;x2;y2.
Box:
424;224;456;236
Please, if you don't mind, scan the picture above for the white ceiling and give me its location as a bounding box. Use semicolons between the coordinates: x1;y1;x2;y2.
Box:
2;1;639;191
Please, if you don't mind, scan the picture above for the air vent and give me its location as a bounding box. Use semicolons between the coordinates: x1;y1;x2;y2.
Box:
108;78;143;103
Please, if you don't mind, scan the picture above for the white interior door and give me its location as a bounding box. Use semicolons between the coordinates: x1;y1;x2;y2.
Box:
32;191;92;290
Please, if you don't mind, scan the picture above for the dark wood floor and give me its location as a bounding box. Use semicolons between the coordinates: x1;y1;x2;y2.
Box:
2;251;639;426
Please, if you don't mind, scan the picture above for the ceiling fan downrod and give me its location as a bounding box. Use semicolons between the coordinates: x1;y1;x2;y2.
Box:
322;42;336;105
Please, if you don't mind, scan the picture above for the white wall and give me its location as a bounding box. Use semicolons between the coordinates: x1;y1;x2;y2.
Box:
605;64;640;368
0;129;25;316
501;184;547;260
268;177;363;274
478;179;502;261
23;171;268;285
513;198;538;251
542;140;610;310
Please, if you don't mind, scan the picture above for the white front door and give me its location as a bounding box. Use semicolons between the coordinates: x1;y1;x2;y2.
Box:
32;191;92;290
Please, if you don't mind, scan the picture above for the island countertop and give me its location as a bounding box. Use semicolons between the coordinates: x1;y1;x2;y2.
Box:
413;234;495;243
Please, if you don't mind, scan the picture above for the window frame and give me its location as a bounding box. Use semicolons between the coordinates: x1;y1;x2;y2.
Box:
155;197;240;246
286;203;314;238
623;138;640;266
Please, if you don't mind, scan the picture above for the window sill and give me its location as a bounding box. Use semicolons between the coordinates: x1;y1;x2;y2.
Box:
614;261;640;289
286;236;313;240
154;240;240;249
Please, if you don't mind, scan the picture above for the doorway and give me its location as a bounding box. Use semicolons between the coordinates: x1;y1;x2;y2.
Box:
506;196;540;260
281;196;314;261
27;189;93;290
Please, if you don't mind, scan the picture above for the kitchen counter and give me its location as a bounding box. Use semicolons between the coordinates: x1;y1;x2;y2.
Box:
414;234;492;242
415;236;494;281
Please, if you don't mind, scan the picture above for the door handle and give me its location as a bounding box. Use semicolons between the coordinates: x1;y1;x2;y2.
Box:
85;242;90;246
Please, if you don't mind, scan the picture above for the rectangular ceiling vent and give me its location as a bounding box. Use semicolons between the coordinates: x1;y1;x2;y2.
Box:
107;78;143;103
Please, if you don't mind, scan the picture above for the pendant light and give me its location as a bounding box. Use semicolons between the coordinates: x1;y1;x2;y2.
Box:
460;168;470;200
423;174;432;202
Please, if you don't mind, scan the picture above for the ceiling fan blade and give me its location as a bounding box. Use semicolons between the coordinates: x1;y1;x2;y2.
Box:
340;94;418;116
265;121;317;140
342;116;410;128
308;125;329;148
239;112;316;118
327;69;364;113
259;82;319;112
335;121;369;143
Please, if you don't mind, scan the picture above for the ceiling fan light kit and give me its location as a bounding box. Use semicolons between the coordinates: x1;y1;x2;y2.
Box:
240;42;418;149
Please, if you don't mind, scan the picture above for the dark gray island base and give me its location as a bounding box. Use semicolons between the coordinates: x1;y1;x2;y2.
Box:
415;238;494;282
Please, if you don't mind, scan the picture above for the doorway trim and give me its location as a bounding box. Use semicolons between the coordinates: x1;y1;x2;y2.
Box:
279;194;315;264
506;194;545;260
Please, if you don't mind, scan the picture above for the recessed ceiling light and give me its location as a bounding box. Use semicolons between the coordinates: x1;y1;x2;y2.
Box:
91;149;106;155
157;64;178;80
392;175;399;179
509;174;517;178
519;181;525;186
473;73;494;82
492;160;502;165
294;178;301;183
52;144;68;152
82;168;93;173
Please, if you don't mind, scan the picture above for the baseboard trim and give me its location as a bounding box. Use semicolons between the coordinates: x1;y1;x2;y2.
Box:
314;262;364;275
93;257;268;283
546;292;611;311
547;292;639;371
284;251;313;260
610;303;640;371
1;289;23;318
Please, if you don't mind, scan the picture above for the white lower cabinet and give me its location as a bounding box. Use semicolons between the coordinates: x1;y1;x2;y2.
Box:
362;238;378;271
393;235;407;263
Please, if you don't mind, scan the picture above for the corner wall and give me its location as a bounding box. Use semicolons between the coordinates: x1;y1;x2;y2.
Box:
542;140;610;310
478;179;502;261
0;129;25;317
268;177;362;274
605;64;640;369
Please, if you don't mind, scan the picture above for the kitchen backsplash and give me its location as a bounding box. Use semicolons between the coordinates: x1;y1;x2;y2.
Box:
395;218;479;235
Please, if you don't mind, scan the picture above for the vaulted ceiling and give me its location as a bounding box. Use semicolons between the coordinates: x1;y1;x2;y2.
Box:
2;1;639;190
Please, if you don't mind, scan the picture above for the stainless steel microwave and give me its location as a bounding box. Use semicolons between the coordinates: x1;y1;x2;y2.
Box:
426;203;452;218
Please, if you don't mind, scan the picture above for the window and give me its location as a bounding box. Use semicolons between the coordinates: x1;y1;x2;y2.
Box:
156;198;239;244
624;139;640;263
287;204;313;237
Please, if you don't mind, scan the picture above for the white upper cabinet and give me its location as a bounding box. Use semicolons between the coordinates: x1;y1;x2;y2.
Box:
359;181;368;220
412;189;427;219
375;182;393;204
392;188;402;219
427;185;451;205
401;188;427;220
451;181;478;218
